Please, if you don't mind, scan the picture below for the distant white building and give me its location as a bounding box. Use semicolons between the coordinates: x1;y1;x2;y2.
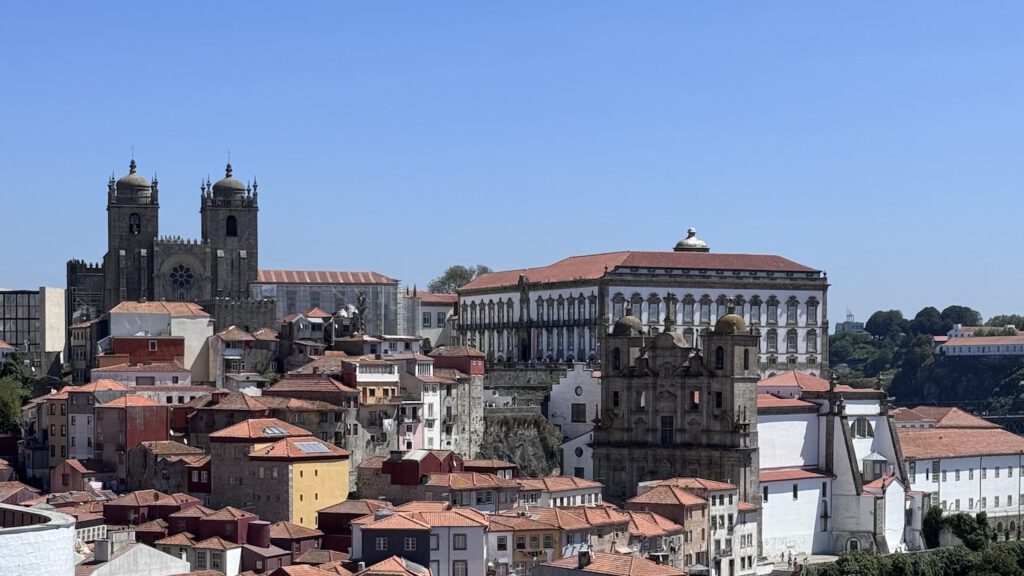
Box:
107;301;214;381
896;406;1024;539
937;334;1024;357
418;292;458;348
757;371;909;558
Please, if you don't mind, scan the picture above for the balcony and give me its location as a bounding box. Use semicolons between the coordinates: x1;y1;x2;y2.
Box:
714;547;733;559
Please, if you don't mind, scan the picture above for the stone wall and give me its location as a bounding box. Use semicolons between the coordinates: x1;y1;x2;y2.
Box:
477;412;564;477
483;365;569;407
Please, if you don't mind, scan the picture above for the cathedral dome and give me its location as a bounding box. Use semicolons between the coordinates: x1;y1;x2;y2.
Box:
211;163;247;198
115;160;152;196
612;314;642;337
674;227;709;252
715;313;747;334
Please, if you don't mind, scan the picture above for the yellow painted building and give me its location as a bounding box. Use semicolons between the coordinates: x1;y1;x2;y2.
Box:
42;391;69;470
248;435;351;528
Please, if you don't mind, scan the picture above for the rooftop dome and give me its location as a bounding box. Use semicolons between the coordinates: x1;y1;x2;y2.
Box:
211;163;247;199
674;227;709;252
612;314;642;337
715;313;747;334
115;159;152;196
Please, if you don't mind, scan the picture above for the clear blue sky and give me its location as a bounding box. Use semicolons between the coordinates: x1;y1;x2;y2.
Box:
1;2;1021;323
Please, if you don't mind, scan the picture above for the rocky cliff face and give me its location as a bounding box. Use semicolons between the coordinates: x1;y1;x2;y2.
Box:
477;411;564;477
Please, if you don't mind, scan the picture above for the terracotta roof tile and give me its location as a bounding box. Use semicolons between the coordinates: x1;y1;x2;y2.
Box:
258;270;397;286
540;551;685;575
316;561;354;576
942;335;1024;347
169;505;216;519
269;376;359;394
516;476;603;493
194;536;241;550
139;441;204;456
105;489;178;507
650;477;737;492
462;251;817;292
354;512;431;531
760;467;833;482
217;326;256;341
757;393;817;410
203;506;257;521
319;498;393;515
155;532;196;546
109;301;209;317
417;292;458;305
93;362;189;373
270;566;342;576
96;394;161;408
248;436;350;460
208;418;309;441
623;510;683;538
901;406;998;429
269;521;324;540
64;459;115;474
392;501;450;513
426;472;519;490
627;486;706;507
71;379;130;392
899;427;1024;459
355;556;431;576
295;549;350;565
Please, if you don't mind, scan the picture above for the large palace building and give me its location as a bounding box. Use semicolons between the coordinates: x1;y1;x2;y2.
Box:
456;229;829;376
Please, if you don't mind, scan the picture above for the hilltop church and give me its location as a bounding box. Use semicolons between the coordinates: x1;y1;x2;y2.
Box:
67;160;272;329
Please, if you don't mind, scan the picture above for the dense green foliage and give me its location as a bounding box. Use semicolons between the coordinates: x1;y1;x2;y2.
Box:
0;353;30;434
829;305;1024;413
427;265;492;294
809;541;1024;576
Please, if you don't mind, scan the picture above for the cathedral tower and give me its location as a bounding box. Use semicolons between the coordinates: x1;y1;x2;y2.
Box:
103;159;159;311
200;163;259;299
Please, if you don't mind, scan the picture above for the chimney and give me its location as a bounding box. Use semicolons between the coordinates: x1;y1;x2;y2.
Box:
94;539;112;562
357;562;366;571
247;520;271;548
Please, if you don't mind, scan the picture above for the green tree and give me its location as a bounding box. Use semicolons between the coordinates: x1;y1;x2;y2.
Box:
427;265;492;294
987;315;1024;330
0;376;28;434
923;505;944;549
865;310;907;339
0;352;26;382
911;306;951;336
945;512;994;551
941;305;983;327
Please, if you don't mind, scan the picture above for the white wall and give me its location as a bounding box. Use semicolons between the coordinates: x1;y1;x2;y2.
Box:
68;414;93;460
40;287;66;354
758;414;819;469
0;505;77;576
884;479;907;552
546;365;601;441
562;432;593;480
908;454;1023;519
90;368;191;387
760;478;830;558
170;317;213;382
429;526;486;576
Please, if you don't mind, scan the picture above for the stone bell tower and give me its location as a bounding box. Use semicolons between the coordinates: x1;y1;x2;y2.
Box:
103;159;159;311
200;163;259;299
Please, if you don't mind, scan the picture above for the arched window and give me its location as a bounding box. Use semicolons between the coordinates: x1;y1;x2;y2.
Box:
612;347;621;371
847;538;859;552
853;417;874;438
129;213;141;235
715;346;725;370
743;349;750;371
226;215;238;237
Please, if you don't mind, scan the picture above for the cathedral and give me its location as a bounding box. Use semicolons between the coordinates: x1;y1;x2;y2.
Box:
592;305;761;505
67;160;264;325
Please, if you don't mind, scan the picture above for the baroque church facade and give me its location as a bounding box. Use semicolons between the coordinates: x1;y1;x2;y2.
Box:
592;307;761;505
67;160;266;326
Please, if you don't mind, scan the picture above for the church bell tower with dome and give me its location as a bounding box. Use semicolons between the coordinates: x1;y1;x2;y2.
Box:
102;159;160;311
199;163;259;300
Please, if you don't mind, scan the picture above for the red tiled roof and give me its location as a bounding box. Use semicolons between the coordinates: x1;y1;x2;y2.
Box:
488;513;558;532
0;481;39;501
353;512;431;531
169;505;215;519
92;362;189;373
155;532;196;546
393;501;450;513
139;441;204;456
204;506;257;521
357;456;388;470
269;521;323;540
194;536;241;550
627;485;706;507
71;379;130;392
96;395;160;408
109;301;209;317
253;328;280;341
217;326;255;341
106;489;178;507
516;476;603;493
411;508;489;528
303;307;333;319
651;477;737;492
355;556;431;576
257;270;397;286
758;370;864;394
418;292;458;305
65;459;114;474
426;472;519;490
760;468;833;482
623;510;683;538
942;335;1024;347
462;458;517;469
270;566;343;576
899;427;1024;459
208;418;309;441
540;551;686;575
269;376;359;394
249;436;350;460
316;561;354;576
319;498;393;515
901;406;998;429
863;473;899;496
461;251;818;292
757;393;816;410
428;346;485;358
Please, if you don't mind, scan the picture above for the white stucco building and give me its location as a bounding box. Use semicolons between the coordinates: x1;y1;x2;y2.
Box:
456;230;828;376
108;301;213;381
896;406;1024;539
0;504;77;576
418;292;458;348
757;371;909;558
542;365;601;480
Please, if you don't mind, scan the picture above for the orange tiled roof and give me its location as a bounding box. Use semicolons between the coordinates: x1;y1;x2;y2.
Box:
271;566;344;576
418;292;458;305
462;251;817;292
72;379;130;392
106;489;178;507
249;436;350;460
760;468;833;482
65;459;114;474
462;458;517;468
757;393;816;410
539;551;686;575
516;476;603;493
92;362;189;373
355;556;431;576
758;370;864;394
194;536;242;550
169;505;215;519
269;521;324;540
901;406;998;429
353;512;431;531
109;301;209;317
217;325;256;341
315;561;354;576
488;513;559;532
624;510;683;538
204;506;257;521
393;501;451;513
269;376;359;394
410;508;488;528
155;532;196;546
320;498;393;515
426;472;519;490
96;395;160;408
627;485;706;507
208;418;309;441
942;335;1024;347
651;477;736;492
899;427;1024;459
258;270;397;286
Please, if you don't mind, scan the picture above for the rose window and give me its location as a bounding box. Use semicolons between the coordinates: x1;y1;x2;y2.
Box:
170;265;194;289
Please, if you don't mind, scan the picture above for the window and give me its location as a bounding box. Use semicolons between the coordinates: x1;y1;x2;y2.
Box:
767;301;778;324
612;391;620;408
226;215;238;237
404;537;416;551
714;391;723;410
452;561;468;576
715;346;725;370
689;390;700;411
516;536;525;550
660;415;674;447
543;534;553;549
807;301;818;324
932;461;939;482
852;417;874;438
571;403;587;423
430;534;439;550
453;533;467;550
807;329;818;353
793;484;799;500
497;536;508;551
786;329;798;353
422;312;432;328
700;301;711;323
787;300;798;324
529;535;539;549
767;329;778;352
955;469;960;481
376;537;387;551
149;340;158;351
